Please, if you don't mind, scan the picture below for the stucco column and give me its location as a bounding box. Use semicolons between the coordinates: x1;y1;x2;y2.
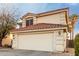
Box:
22;19;26;28
33;16;37;24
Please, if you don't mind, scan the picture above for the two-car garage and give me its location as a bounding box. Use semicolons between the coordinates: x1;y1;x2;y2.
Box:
12;30;66;52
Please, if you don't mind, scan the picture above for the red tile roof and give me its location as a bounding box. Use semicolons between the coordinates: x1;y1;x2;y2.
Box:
12;23;67;32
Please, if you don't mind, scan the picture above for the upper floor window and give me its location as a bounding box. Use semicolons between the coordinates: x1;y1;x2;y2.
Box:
26;19;33;26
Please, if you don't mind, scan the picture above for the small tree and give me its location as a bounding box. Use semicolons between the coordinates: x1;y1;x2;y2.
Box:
75;33;79;56
0;6;19;46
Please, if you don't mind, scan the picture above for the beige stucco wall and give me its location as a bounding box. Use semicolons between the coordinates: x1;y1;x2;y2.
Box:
22;19;26;27
54;30;67;51
22;12;66;28
36;12;66;25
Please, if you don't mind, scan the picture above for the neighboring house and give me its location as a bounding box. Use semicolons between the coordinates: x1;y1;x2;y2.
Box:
11;8;70;52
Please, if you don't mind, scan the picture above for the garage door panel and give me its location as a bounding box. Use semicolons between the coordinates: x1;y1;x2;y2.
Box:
17;33;54;51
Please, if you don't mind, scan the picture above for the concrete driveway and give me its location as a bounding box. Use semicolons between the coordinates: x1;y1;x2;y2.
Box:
0;48;74;56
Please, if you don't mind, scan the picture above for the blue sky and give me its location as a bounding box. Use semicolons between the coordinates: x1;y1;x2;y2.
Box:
0;3;79;35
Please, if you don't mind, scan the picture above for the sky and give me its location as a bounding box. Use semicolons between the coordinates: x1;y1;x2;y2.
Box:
0;3;79;35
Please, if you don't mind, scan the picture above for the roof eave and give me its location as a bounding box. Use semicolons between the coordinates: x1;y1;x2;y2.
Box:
11;27;67;34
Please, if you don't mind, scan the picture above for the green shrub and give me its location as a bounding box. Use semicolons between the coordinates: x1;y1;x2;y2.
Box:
75;33;79;56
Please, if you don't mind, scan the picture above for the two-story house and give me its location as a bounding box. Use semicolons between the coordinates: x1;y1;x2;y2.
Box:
11;8;69;52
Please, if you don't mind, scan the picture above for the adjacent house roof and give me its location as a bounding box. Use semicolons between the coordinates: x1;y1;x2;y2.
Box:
12;23;67;32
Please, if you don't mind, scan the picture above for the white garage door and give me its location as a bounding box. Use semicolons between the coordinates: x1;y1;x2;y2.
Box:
16;33;54;51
